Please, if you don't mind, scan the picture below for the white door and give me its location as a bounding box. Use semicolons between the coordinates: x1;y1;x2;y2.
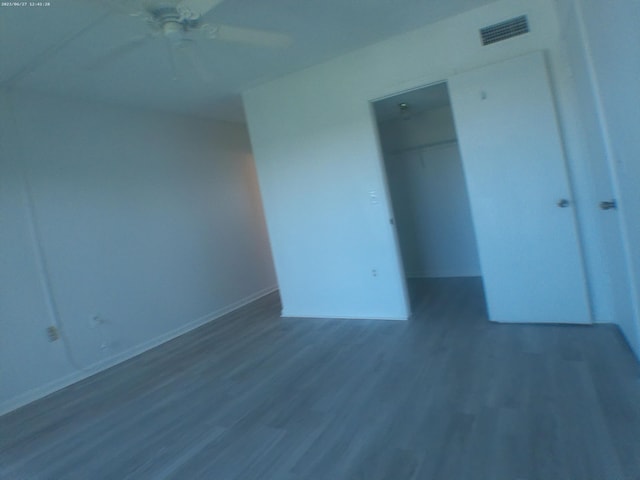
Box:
448;51;591;324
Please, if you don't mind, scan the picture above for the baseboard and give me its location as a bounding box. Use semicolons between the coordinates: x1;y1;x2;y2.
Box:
406;272;481;279
281;310;408;321
0;285;278;417
0;370;89;419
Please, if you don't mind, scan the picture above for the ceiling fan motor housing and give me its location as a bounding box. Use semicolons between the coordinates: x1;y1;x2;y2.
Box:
162;20;184;39
148;6;198;45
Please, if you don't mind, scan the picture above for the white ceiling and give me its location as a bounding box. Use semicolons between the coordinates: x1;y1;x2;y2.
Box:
0;0;496;122
373;82;451;123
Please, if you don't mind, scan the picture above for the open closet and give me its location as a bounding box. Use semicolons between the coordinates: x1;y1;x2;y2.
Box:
373;82;482;306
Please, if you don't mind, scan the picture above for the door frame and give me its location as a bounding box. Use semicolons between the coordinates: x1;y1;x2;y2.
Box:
368;54;593;324
368;79;464;316
367;99;412;318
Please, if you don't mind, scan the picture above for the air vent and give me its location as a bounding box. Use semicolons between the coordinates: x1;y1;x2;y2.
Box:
480;15;529;46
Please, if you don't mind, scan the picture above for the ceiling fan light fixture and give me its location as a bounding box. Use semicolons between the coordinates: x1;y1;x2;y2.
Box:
162;20;186;45
398;102;411;120
162;20;183;35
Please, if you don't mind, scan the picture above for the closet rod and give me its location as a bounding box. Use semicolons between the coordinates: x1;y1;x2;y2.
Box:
385;138;458;156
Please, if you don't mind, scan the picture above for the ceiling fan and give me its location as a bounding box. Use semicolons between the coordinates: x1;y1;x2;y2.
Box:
93;0;291;79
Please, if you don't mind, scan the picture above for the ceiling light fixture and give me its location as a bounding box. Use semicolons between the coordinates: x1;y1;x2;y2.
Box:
398;102;411;120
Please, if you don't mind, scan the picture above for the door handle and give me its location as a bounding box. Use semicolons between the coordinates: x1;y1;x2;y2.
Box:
600;200;617;210
557;199;570;208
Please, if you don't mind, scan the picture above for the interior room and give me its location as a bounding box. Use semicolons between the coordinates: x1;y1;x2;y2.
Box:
373;83;483;311
1;0;639;478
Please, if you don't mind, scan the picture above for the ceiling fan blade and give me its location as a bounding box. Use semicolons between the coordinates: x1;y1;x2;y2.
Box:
205;24;291;48
87;35;149;70
177;0;226;19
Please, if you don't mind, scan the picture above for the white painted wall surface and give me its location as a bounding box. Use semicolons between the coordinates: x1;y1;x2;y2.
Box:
378;106;457;152
552;0;635;331
378;107;480;278
244;0;614;322
571;0;640;355
0;91;277;414
0;96;77;413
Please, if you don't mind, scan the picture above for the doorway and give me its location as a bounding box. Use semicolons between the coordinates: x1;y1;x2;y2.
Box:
372;82;485;311
372;53;590;324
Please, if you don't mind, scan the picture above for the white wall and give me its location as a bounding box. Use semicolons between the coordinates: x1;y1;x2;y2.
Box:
0;90;277;414
567;0;640;355
378;106;457;152
244;0;616;322
378;107;481;278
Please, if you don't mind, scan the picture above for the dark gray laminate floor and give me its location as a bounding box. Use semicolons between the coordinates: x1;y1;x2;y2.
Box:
2;278;640;479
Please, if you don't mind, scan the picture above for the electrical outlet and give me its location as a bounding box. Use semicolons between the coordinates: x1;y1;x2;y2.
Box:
46;326;59;342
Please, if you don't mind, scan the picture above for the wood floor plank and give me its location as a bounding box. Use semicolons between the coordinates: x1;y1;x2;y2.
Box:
2;278;639;479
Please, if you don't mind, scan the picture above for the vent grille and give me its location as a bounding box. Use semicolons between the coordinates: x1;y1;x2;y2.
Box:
480;15;529;46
